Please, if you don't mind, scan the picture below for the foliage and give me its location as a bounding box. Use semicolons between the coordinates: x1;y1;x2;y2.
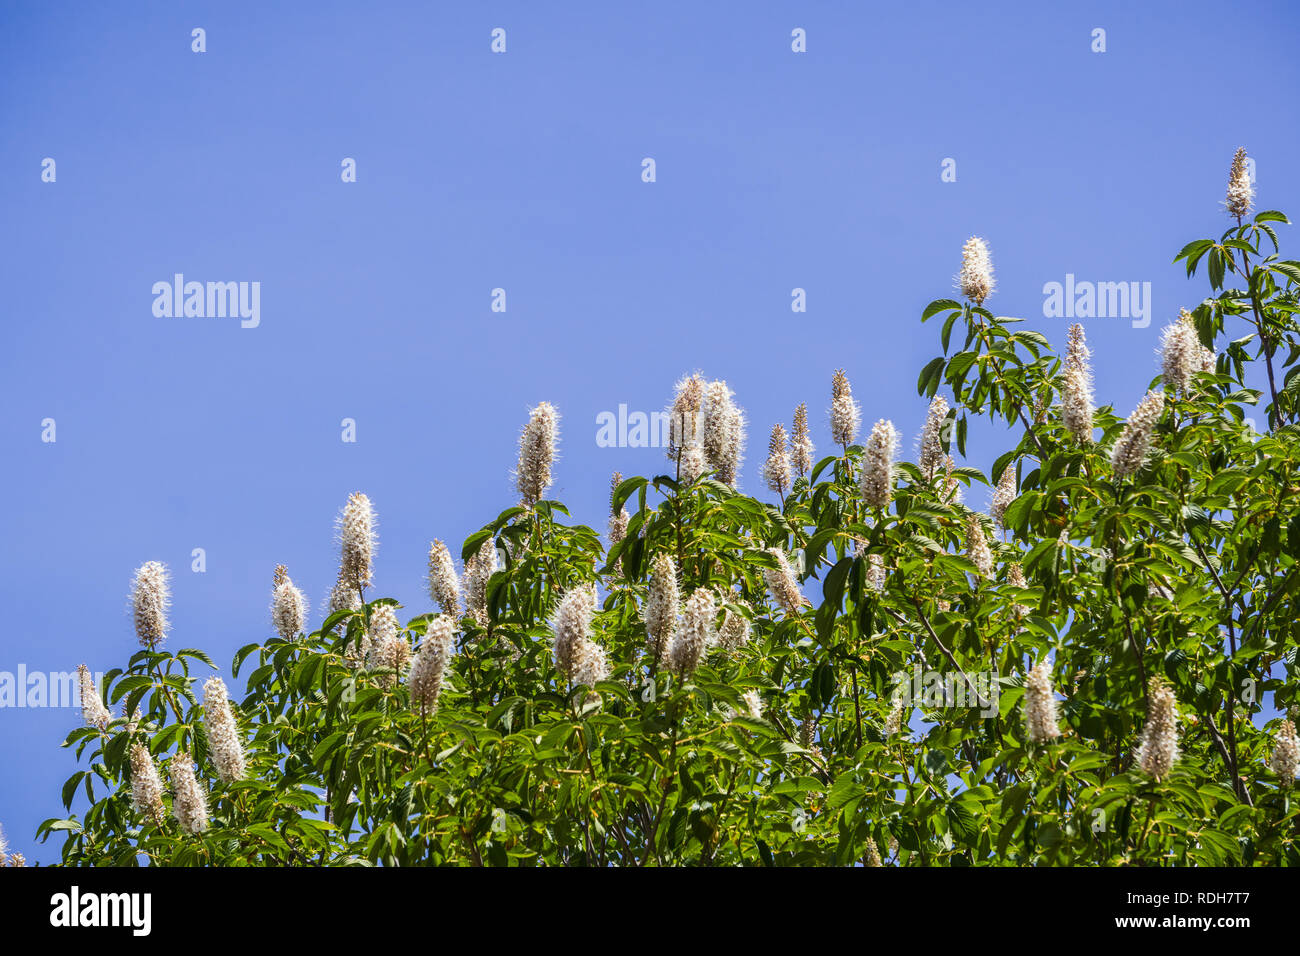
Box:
38;203;1300;867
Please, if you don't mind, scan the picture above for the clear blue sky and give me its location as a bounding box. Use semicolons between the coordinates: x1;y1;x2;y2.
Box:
2;1;1297;861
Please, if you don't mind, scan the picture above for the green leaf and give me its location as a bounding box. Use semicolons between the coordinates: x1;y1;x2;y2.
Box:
827;774;861;810
922;298;962;321
232;642;263;679
945;351;978;379
62;772;86;811
821;556;853;610
917;356;945;397
770;776;823;795
730;716;780;738
1269;261;1300;285
177;648;217;669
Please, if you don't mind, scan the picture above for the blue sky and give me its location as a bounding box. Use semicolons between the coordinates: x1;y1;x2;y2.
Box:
2;1;1298;861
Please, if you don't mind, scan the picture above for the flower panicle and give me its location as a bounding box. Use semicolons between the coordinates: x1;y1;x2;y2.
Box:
763;547;806;616
918;395;949;480
551;584;607;687
517;401;560;506
338;492;377;590
78;663;111;730
131;561;171;648
1137;677;1179;781
1225;146;1254;219
427;539;462;618
607;472;630;549
703;380;745;486
271;566;309;640
958;236;995;305
1061;323;1095;444
718;602;752;650
860;419;900;510
763;423;792;496
328;569;361;618
169;751;209;835
790;403;815;476
202;676;247;784
366;605;409;689
667;373;705;461
1111;389;1165;480
867;553;886;592
409;614;456;716
884;688;908;736
129;742;166;828
1159;313;1201;396
829;369;861;447
991;465;1016;531
464;536;498;627
1024;660;1061;744
1270;720;1299;787
645;553;680;664
668;587;716;678
966;513;994;578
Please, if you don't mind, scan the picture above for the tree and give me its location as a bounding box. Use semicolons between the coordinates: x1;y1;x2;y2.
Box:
36;154;1300;866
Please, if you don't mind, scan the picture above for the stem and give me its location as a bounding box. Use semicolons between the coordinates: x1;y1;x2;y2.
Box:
1234;241;1282;425
643;708;678;866
1122;616;1148;716
893;603;993;714
1110;484;1147;714
459;824;484;866
1189;542;1288;808
701;763;741;865
1134;793;1159;859
850;666;863;751
971;310;1048;459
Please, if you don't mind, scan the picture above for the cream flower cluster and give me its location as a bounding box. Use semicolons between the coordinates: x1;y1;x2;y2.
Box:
203;676;247;784
517;401;560;506
131;561;171;648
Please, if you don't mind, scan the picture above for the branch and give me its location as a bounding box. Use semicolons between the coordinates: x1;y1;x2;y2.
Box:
891;603;995;714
